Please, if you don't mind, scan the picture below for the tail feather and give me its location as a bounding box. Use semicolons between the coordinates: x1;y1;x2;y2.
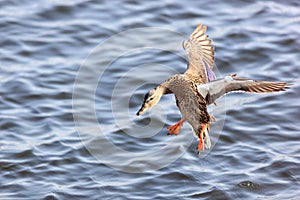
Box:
204;128;211;149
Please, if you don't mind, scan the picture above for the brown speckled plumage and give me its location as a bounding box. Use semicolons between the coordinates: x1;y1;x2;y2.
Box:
184;73;205;84
161;75;210;138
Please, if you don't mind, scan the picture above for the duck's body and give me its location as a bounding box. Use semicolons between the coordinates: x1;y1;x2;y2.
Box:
163;75;210;128
166;75;210;127
164;75;212;150
136;23;290;154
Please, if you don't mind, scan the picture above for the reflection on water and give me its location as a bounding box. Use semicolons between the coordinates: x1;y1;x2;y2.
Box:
0;0;299;199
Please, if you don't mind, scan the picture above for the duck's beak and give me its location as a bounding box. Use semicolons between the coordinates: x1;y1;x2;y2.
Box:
136;104;148;116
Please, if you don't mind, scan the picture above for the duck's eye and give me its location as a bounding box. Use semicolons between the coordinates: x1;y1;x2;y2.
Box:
149;97;154;101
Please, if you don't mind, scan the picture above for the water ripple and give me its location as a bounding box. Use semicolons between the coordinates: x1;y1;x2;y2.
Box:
0;0;300;199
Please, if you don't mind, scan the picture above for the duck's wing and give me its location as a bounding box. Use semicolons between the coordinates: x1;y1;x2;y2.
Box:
198;74;290;104
183;23;216;83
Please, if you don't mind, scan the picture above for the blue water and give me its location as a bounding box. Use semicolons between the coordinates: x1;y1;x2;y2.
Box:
1;0;300;199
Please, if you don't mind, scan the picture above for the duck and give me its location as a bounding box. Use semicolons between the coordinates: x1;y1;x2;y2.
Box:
136;23;290;154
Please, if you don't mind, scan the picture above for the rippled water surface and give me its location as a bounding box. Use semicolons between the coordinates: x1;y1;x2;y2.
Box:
1;0;300;199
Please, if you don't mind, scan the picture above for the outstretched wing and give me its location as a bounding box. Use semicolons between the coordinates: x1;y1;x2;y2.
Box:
198;74;290;104
183;23;215;83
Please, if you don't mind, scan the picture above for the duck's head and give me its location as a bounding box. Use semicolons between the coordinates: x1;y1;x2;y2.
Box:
136;86;165;116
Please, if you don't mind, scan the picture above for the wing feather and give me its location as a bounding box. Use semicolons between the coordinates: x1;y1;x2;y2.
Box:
183;23;215;83
197;75;290;104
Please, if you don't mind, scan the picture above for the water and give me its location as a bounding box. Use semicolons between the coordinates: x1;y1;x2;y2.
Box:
1;0;300;199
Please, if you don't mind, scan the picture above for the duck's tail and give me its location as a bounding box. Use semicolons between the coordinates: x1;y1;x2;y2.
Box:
204;125;211;149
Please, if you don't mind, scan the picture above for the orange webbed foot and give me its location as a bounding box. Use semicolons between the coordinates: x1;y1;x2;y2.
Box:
167;118;186;135
197;124;208;154
197;139;204;154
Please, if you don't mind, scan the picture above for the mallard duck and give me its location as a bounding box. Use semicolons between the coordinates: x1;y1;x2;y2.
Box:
136;23;290;154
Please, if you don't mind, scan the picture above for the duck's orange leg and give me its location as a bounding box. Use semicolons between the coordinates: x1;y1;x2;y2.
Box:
167;118;186;135
197;124;208;154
